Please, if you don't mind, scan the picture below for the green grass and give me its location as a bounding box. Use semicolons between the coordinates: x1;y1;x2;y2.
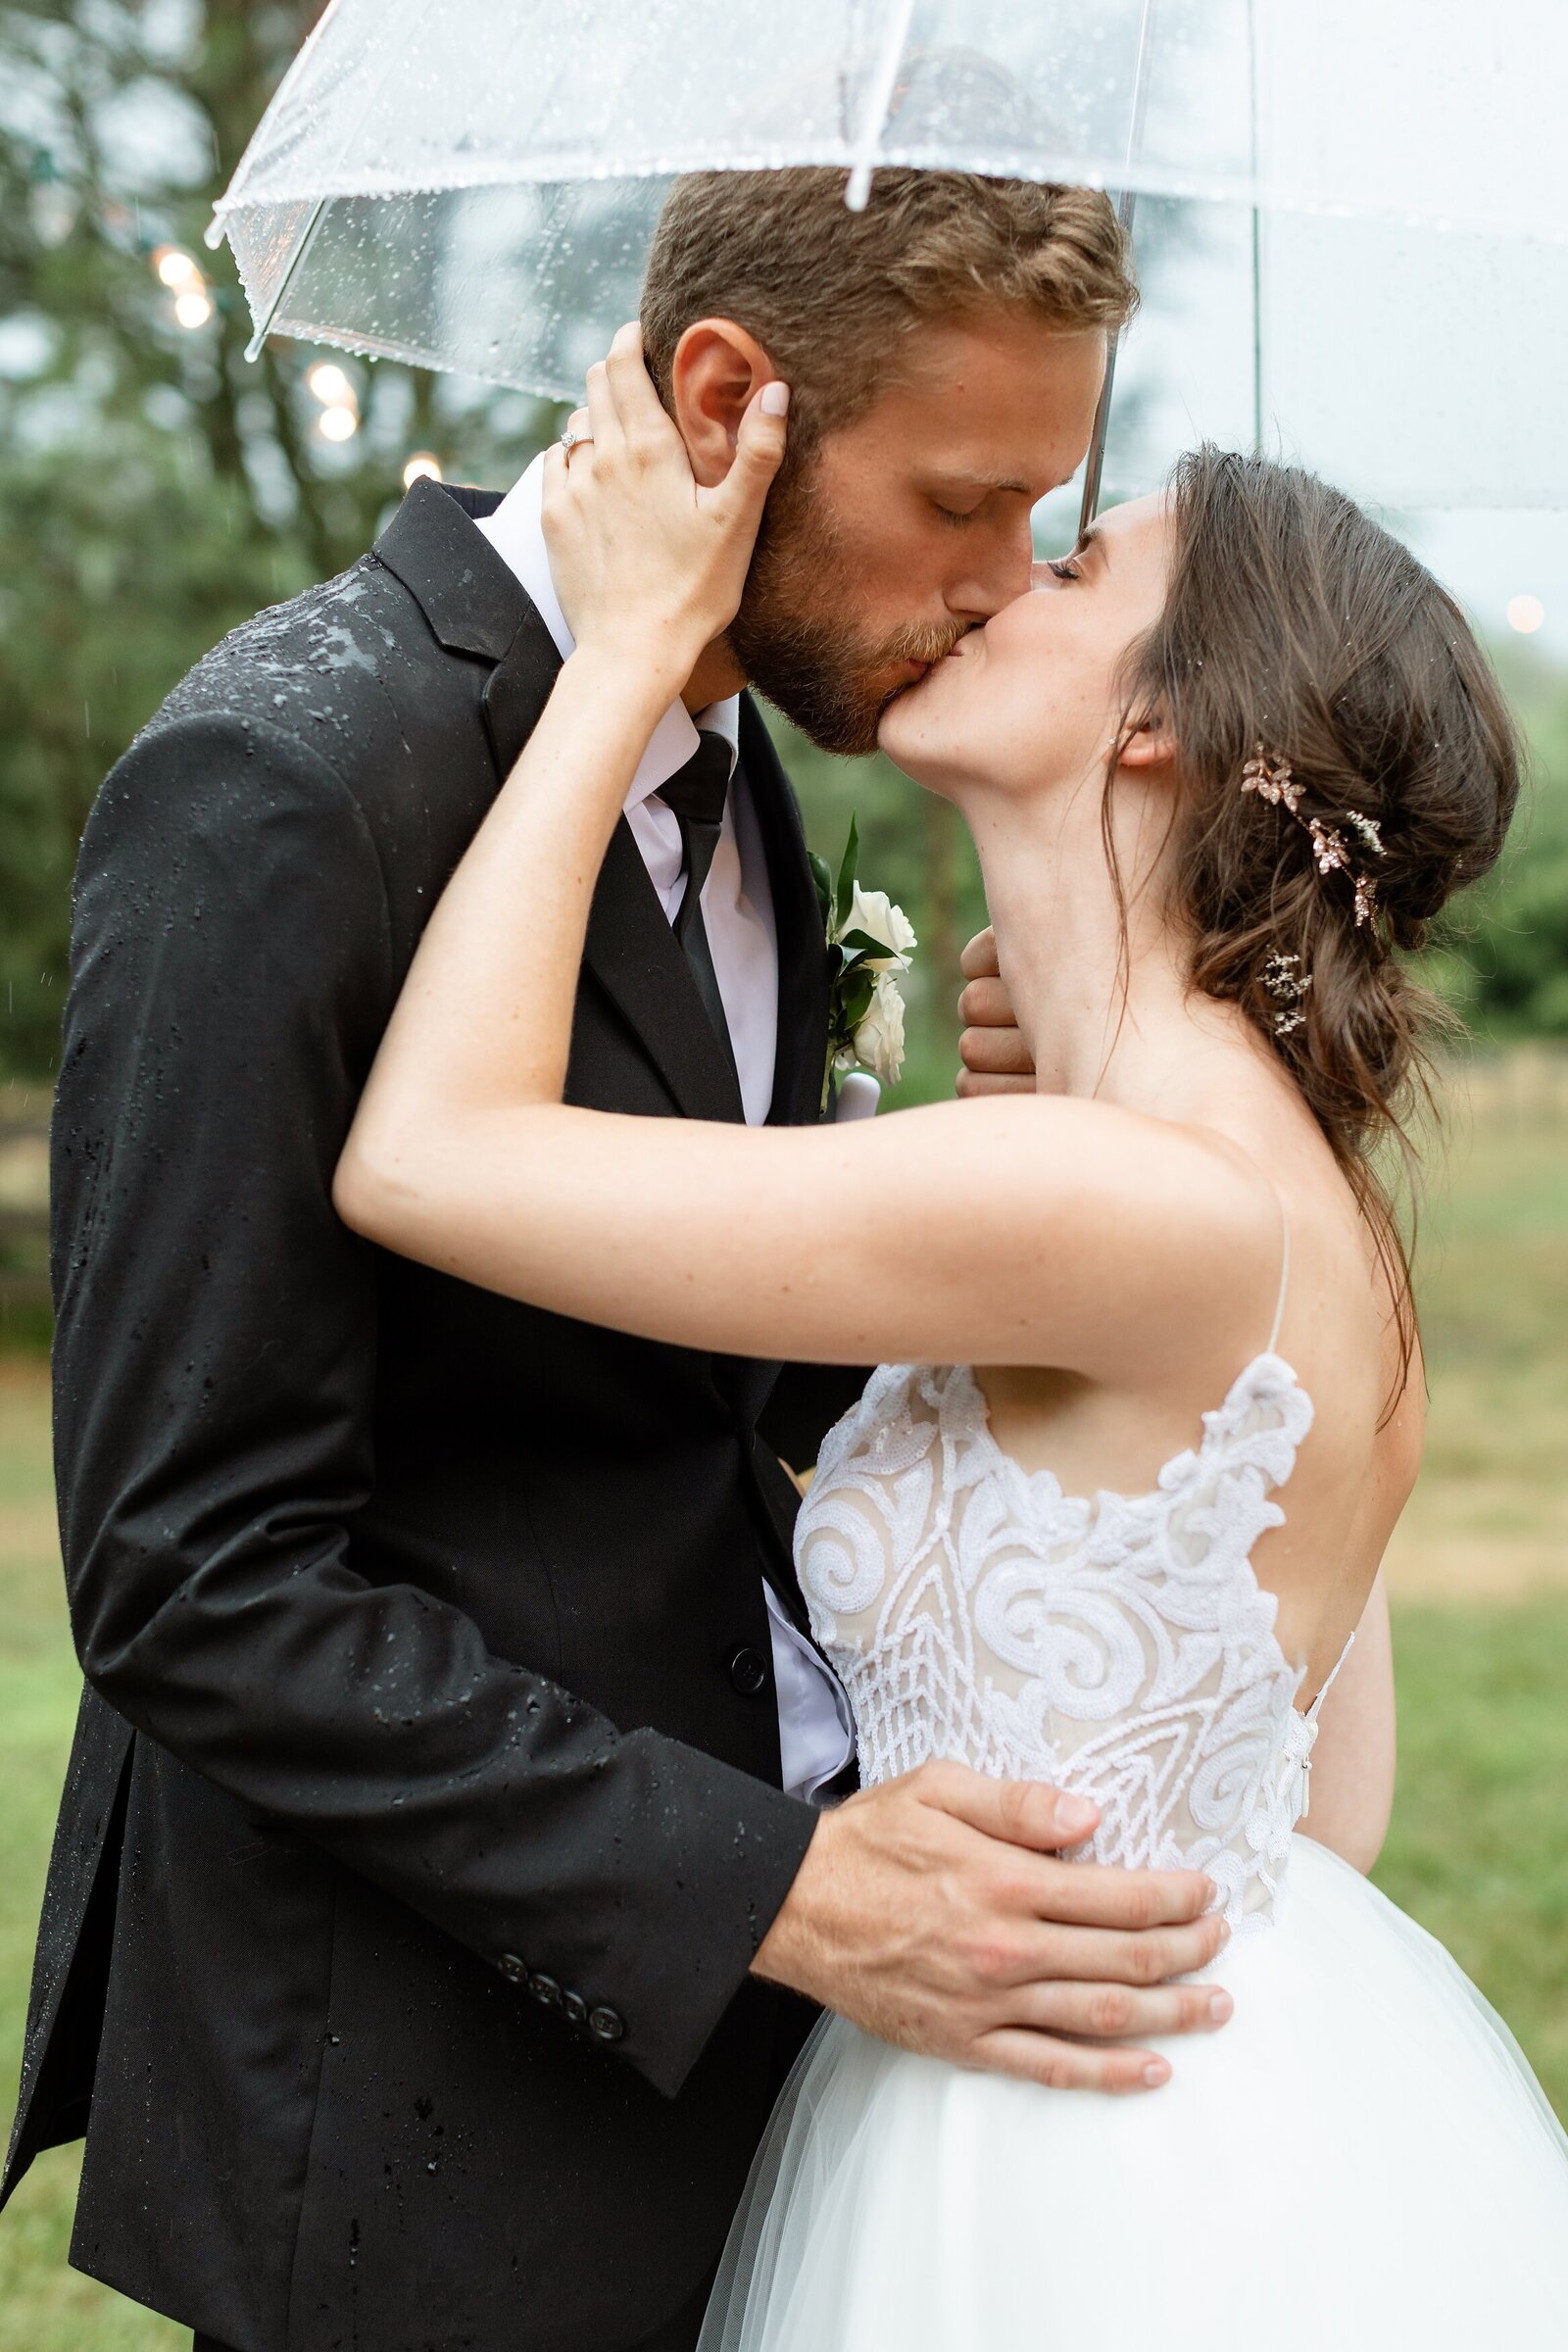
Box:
1373;1604;1568;2106
0;1065;1564;2343
0;1368;182;2351
1385;1063;1568;1597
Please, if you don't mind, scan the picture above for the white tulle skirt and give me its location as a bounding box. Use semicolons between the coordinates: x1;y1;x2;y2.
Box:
699;1836;1568;2351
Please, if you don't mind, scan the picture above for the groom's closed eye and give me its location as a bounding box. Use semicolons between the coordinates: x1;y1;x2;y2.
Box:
924;470;1038;523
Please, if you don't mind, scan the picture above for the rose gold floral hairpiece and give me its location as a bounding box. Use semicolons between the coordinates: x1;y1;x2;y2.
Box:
1262;948;1312;1037
1241;746;1386;928
1240;746;1302;814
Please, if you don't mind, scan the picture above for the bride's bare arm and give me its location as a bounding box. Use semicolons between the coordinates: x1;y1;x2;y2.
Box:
341;1074;1270;1373
335;328;1277;1373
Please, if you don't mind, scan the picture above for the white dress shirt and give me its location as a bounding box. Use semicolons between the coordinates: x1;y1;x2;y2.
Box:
476;456;855;1804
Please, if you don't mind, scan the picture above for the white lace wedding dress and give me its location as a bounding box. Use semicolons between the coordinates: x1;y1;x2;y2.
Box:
699;1322;1568;2349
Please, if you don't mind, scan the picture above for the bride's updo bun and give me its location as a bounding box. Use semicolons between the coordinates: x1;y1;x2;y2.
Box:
1120;447;1520;1305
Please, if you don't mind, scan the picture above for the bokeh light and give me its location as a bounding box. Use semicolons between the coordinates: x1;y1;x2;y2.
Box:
318;404;360;443
173;290;214;330
154;246;200;290
307;362;354;408
1506;594;1545;635
402;452;443;487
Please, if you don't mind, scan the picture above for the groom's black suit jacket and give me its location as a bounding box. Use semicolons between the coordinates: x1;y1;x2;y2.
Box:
2;480;864;2352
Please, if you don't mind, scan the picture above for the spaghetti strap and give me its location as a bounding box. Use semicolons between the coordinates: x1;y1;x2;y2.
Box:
1266;1195;1293;1355
1304;1628;1357;1721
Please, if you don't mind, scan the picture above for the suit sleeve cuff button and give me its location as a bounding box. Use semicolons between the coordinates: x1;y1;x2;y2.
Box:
588;2005;625;2043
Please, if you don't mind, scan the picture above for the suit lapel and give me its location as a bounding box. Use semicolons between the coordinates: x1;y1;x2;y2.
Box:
377;480;746;1129
480;604;565;777
374;478;519;662
580;822;746;1125
740;700;832;1132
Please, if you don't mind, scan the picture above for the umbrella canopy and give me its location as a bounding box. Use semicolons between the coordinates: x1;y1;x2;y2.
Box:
209;0;1568;507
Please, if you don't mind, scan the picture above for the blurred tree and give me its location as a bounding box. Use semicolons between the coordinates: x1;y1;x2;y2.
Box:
1426;648;1568;1044
0;0;557;1078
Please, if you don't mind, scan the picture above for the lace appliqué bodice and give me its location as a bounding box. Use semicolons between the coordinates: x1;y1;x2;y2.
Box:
797;1355;1337;1935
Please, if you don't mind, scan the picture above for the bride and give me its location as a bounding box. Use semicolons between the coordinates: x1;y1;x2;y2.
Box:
334;330;1568;2346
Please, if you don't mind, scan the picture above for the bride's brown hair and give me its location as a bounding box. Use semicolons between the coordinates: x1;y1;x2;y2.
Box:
1117;448;1520;1391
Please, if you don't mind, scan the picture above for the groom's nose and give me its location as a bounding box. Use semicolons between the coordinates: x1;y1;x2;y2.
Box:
947;514;1038;621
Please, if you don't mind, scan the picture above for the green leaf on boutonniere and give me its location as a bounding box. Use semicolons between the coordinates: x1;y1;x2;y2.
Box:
808;850;835;929
834;814;859;934
837;928;906;965
841;974;876;1029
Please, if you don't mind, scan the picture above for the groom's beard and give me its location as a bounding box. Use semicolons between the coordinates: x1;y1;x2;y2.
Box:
728;459;966;757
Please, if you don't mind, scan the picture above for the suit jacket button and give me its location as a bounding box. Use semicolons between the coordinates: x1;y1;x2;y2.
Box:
498;1953;527;1984
588;2005;625;2044
563;1991;588;2028
529;1972;564;2009
728;1645;769;1697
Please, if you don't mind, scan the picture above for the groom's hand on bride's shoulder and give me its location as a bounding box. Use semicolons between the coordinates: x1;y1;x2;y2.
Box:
751;1762;1233;2094
956;928;1036;1098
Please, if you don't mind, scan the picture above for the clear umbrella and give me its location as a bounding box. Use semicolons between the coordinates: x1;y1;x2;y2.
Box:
208;0;1568;508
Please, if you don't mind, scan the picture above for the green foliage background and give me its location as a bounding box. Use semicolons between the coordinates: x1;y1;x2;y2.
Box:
0;0;560;1082
1425;647;1568;1040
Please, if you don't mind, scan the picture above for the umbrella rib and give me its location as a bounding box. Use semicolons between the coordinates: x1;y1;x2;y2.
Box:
1247;0;1265;456
242;198;328;365
846;0;917;214
1079;0;1161;532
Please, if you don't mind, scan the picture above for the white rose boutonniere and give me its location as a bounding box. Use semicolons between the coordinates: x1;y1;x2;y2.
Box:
845;883;917;972
809;816;917;1112
853;970;907;1088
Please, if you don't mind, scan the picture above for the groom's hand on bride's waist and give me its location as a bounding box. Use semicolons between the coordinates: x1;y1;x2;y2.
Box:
956;927;1036;1098
751;1763;1232;2094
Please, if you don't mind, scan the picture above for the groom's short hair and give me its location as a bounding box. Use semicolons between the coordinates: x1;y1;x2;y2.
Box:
641;169;1136;448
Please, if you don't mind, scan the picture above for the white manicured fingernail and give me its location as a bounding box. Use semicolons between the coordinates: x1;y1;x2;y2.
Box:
760;381;791;416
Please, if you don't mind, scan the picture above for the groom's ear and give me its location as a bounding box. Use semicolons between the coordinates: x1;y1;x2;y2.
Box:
669;319;781;488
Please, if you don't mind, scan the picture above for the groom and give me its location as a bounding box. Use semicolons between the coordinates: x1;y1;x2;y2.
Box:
5;169;1226;2352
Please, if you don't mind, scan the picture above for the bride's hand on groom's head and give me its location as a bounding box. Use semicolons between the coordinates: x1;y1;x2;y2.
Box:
956;927;1036;1099
542;320;789;693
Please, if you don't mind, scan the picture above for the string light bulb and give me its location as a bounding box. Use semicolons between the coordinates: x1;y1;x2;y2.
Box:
318;404;360;443
174;289;213;330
